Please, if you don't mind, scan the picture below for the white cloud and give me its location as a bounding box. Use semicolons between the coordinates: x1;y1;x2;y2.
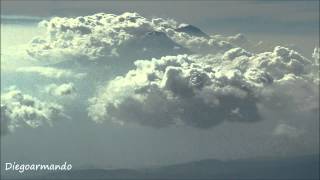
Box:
1;88;66;135
26;12;265;67
3;12;318;133
88;45;318;128
26;12;187;65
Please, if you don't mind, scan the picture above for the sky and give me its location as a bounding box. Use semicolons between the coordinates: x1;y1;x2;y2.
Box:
2;0;319;55
0;0;319;178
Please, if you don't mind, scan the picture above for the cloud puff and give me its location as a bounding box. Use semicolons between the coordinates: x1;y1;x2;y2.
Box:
45;83;77;97
88;53;261;128
273;123;303;138
26;13;188;65
16;66;86;79
313;47;319;64
88;46;318;128
26;12;258;67
1;88;65;135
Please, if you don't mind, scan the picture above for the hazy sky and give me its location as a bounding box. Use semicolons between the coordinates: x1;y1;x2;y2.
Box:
1;0;319;176
2;0;319;55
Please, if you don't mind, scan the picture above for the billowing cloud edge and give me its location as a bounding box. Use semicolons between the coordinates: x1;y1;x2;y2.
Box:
1;88;66;136
88;46;319;128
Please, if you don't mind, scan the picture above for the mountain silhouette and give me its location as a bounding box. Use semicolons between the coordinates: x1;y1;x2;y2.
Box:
6;154;316;180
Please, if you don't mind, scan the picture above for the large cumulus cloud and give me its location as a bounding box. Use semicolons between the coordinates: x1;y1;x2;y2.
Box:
26;12;256;67
4;12;319;132
27;13;186;65
88;46;318;128
1;88;66;136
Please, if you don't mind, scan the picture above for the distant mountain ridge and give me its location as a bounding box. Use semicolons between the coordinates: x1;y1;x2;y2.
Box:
4;154;316;180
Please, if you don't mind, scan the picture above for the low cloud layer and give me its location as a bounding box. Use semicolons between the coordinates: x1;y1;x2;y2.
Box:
88;46;318;128
16;66;86;79
1;88;65;136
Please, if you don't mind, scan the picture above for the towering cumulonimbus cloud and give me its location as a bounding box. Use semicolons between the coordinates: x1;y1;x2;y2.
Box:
3;12;318;132
88;46;319;128
0;88;66;136
26;12;253;67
